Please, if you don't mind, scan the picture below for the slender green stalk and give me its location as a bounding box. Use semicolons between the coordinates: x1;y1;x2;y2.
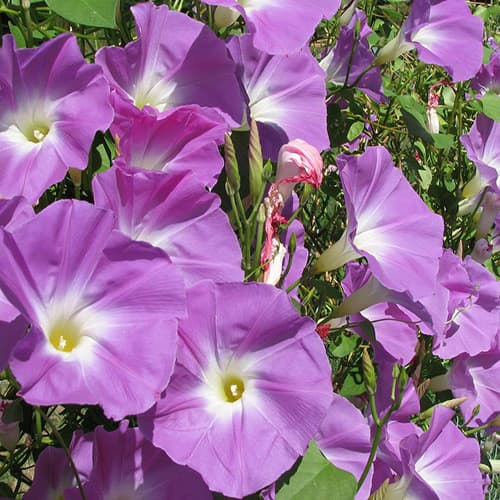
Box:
35;407;87;500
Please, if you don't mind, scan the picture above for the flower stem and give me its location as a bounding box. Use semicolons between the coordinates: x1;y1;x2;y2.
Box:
35;407;87;500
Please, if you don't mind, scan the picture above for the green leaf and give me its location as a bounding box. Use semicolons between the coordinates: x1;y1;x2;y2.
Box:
277;442;357;500
330;333;359;358
480;92;500;122
45;0;118;28
347;121;365;142
340;371;365;397
431;133;454;149
397;95;433;143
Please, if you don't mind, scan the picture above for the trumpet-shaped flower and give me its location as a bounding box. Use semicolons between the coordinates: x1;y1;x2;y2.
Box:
139;281;333;498
376;0;483;82
95;2;242;127
0;200;186;420
93;168;243;286
460;114;500;197
449;349;500;426
433;251;499;359
315;146;444;300
201;0;340;55
227;34;329;160
0;34;113;203
24;431;93;500
63;423;212;500
384;407;483;499
316;393;373;500
112;105;228;188
471;39;500;97
0;197;34;370
320;9;384;102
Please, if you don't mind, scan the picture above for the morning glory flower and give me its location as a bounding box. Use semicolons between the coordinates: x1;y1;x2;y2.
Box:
375;0;484;82
0;197;33;370
0;200;186;420
227;34;330;160
24;430;93;500
471;39;500;97
316;393;373;500
320;9;385;102
314;146;444;301
95;2;242;127
433;251;499;360
384;407;483;499
449;349;500;427
460;114;500;199
112;105;228;188
93;167;243;286
139;281;333;498
201;0;341;55
0;34;113;203
63;423;212;500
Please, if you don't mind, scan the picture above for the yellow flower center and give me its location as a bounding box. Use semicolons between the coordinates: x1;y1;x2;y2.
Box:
25;122;50;143
48;319;81;352
222;373;245;403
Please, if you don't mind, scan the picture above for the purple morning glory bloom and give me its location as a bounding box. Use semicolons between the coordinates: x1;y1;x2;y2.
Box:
201;0;340;55
315;146;444;301
341;263;424;365
386;407;483;499
95;2;242;127
0;197;34;370
227;34;330;160
461;114;500;196
376;0;484;82
316;393;373;499
449;350;500;426
0;34;113;203
320;9;385;102
24;430;93;500
64;423;212;500
93;167;243;287
0;200;186;420
139;281;333;498
112;105;228;188
471;39;500;97
433;251;499;359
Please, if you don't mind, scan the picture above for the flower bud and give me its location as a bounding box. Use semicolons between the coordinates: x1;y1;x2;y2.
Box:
476;191;500;239
471;238;493;263
214;6;240;29
224;132;240;192
68;167;82;188
426;107;440;134
275;139;323;203
249;119;264;206
362;349;376;395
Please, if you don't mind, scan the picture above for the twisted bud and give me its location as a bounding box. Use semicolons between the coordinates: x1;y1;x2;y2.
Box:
275;139;323;203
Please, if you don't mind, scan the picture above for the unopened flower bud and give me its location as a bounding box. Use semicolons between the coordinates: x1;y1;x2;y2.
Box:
276;139;323;204
224;133;240;192
362;349;376;395
487;415;500;429
288;231;297;256
249;119;264;206
426;107;440;134
339;0;358;26
214;6;240;29
476;191;500;239
68;167;82;188
471;238;493;263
